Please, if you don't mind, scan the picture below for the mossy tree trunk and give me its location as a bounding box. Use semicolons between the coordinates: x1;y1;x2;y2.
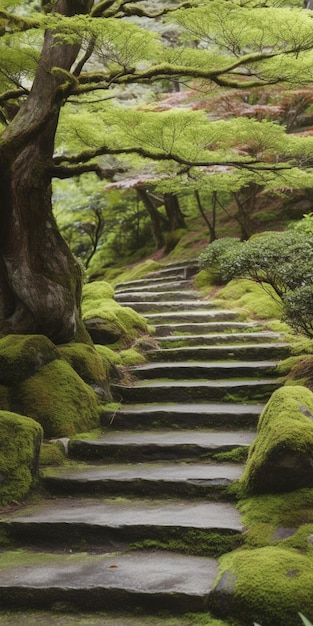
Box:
0;0;91;345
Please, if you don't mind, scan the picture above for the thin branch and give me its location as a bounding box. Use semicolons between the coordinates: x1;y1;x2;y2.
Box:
73;36;96;77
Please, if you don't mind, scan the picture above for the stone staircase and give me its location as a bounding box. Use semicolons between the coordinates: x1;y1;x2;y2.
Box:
0;261;290;617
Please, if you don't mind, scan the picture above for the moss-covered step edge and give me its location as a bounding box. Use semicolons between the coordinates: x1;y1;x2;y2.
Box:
41;461;244;500
128;361;280;380
115;279;193;293
115;290;200;303
119;301;220;313
0;498;244;557
68;429;254;463
100;402;264;430
155;332;284;348
111;379;282;404
147;343;290;361
153;321;264;335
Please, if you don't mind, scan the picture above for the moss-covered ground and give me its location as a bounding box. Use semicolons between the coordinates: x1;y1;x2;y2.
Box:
0;610;231;626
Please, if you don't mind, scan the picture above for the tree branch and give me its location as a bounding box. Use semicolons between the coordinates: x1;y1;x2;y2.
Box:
0;88;29;105
52;143;294;173
91;0;193;19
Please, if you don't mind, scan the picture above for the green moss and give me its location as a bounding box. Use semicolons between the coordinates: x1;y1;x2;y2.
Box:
95;344;122;368
0;411;42;505
276;356;303;376
39;442;65;467
193;269;217;293
216;279;283;320
212;447;249;463
15;360;99;438
119;348;146;366
241;386;313;494
82;281;149;344
0;335;59;386
213;546;313;626
239;488;313;548
107;260;162;287
130;528;243;557
58;343;108;385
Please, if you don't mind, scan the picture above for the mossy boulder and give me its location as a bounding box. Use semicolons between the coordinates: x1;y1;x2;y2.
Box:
241;385;313;494
0;411;42;505
0;335;102;438
13;360;99;438
0;334;60;386
82;281;149;346
57;343;112;402
211;545;313;626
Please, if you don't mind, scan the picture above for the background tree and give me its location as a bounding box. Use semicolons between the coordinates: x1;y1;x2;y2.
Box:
2;0;313;343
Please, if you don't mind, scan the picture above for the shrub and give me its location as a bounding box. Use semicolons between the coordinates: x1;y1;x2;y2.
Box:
200;230;313;338
198;237;241;284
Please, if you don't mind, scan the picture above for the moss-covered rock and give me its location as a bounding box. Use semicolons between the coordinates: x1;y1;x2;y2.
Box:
39;441;66;467
58;343;112;402
0;411;42;505
82;281;149;346
0;334;60;386
13;360;99;438
211;546;313;626
241;386;313;494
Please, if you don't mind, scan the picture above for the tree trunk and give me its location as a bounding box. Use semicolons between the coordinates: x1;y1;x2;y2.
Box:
136;189;166;249
163;193;186;231
0;0;92;344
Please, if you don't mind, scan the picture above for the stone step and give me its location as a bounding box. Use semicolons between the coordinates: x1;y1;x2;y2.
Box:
68;429;255;463
145;264;199;280
115;290;200;303
119;301;218;313
0;549;216;612
42;462;244;499
112;379;281;404
148;343;290;361
129;360;279;380
156;331;284;347
153;321;263;336
2;498;244;554
146;311;240;323
115;280;194;293
101;402;263;430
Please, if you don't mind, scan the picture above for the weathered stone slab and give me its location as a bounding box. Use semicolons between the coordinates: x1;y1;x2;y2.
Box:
112;379;281;404
69;428;255;462
101;401;263;430
130;360;279;380
0;550;217;612
42;461;244;498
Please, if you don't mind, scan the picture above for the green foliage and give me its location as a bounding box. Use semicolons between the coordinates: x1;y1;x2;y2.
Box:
199;237;241;284
200;231;313;336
